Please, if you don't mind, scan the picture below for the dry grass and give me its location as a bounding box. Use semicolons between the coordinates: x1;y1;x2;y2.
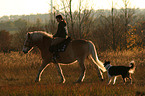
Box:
0;49;144;96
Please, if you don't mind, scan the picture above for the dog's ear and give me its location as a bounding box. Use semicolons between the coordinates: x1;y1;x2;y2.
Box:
108;61;110;64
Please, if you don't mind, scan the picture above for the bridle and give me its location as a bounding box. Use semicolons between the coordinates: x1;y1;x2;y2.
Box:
24;38;34;48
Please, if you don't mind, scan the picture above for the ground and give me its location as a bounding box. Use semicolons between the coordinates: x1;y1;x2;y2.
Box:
0;49;144;96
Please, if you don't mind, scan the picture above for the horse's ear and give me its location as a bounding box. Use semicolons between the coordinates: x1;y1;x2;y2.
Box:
28;32;31;38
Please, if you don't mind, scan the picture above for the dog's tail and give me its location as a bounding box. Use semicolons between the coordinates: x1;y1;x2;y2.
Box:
129;61;136;74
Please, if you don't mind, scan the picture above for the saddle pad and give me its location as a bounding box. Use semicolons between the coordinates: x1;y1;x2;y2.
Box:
49;37;71;53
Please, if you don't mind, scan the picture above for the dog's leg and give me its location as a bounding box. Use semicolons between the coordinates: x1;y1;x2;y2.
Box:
113;76;117;85
122;75;126;84
128;74;132;84
129;77;132;84
123;78;126;84
108;76;113;85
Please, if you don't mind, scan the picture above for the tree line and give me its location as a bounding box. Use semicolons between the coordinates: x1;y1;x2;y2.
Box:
0;8;144;53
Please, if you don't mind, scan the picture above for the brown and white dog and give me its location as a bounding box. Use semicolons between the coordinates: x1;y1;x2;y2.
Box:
104;61;135;85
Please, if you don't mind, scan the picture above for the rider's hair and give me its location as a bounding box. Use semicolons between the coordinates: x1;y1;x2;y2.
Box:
56;15;63;19
56;15;66;23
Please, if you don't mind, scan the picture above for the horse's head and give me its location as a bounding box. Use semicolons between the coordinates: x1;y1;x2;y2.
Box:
23;31;53;54
23;32;34;54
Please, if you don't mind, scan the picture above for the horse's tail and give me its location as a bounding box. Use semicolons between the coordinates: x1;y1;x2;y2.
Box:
88;41;106;72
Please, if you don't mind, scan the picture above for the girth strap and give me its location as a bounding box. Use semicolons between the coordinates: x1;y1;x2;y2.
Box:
49;37;71;53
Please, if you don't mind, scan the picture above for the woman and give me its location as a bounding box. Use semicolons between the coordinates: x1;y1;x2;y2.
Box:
51;15;68;60
52;15;68;45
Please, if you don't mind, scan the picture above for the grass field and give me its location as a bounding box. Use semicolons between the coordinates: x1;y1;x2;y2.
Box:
0;49;144;96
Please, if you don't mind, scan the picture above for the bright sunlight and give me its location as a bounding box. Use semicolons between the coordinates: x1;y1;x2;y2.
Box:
0;0;145;17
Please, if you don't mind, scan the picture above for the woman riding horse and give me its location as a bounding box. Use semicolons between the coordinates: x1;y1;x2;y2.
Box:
23;31;106;83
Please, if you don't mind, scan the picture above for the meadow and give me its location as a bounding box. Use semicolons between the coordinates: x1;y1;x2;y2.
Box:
0;49;144;96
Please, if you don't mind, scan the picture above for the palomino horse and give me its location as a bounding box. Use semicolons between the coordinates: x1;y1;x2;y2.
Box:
23;31;106;83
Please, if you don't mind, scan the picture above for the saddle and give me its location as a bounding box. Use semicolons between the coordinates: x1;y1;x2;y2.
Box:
49;37;72;53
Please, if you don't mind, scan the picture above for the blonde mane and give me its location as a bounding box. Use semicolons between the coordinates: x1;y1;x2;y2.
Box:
28;31;53;41
33;31;53;38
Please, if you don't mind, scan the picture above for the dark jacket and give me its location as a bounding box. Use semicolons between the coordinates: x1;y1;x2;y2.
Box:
53;20;68;38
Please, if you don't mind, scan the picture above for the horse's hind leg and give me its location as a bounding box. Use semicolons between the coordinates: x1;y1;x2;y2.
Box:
76;59;86;83
87;58;104;81
54;63;66;83
35;60;50;82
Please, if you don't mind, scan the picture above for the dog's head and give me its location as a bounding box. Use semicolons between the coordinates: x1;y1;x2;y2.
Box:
104;60;110;67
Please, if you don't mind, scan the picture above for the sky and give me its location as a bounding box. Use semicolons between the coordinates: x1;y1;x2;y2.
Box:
0;0;145;17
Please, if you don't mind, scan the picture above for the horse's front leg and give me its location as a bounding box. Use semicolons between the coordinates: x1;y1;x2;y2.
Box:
54;63;66;83
35;60;50;82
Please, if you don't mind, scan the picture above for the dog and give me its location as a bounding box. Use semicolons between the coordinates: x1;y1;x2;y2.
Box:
104;61;135;85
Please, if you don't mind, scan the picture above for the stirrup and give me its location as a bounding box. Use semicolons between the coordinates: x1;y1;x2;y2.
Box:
53;52;59;58
52;56;57;63
52;52;59;62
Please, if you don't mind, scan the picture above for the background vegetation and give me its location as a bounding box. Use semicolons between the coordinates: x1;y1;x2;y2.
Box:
0;8;144;52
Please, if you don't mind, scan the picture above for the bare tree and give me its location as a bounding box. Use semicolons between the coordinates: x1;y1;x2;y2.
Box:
55;0;94;39
75;0;94;39
123;0;129;49
121;0;136;49
69;0;75;38
111;0;116;50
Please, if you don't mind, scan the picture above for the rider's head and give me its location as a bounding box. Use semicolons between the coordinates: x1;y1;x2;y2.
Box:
56;15;63;22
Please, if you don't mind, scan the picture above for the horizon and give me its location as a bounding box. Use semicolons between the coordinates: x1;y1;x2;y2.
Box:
0;0;145;17
0;8;145;17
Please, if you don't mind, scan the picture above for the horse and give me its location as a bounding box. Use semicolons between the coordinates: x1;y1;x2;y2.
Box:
22;31;106;83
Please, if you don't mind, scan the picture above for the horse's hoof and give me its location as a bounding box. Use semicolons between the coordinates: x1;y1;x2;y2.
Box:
35;80;39;82
101;79;104;81
59;79;66;84
35;79;40;82
59;81;65;84
75;80;82;83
